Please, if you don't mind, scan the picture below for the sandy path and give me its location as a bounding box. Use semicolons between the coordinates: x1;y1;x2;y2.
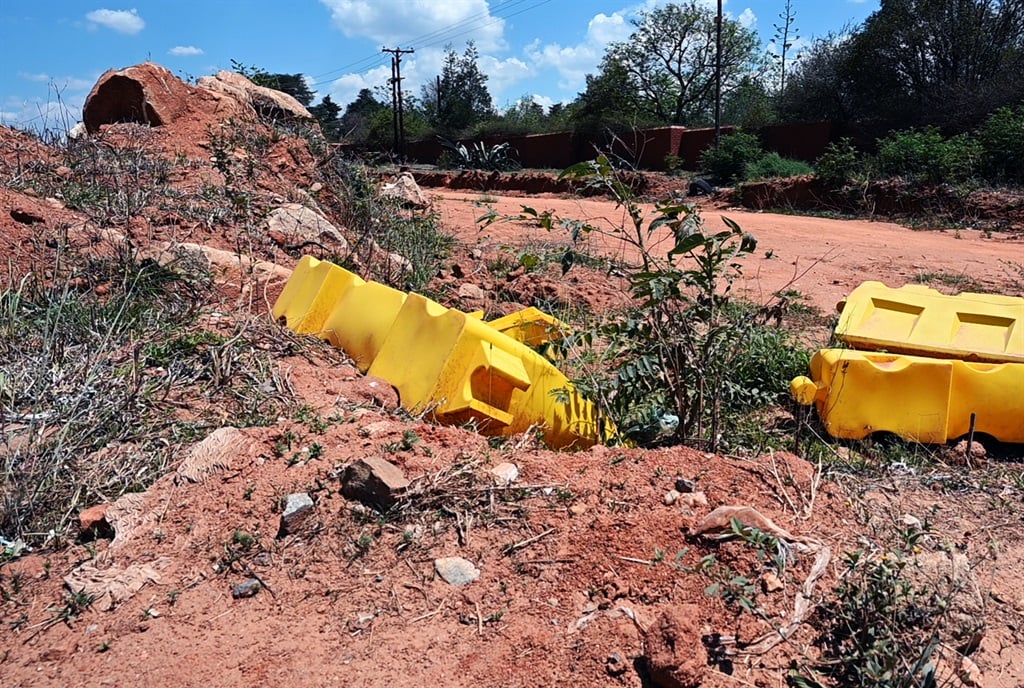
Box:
434;189;1024;312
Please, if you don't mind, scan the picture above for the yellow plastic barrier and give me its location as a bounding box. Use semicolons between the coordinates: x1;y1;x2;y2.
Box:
791;349;1024;443
835;281;1024;363
273;256;613;449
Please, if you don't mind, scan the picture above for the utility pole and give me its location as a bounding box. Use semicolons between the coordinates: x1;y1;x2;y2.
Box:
714;0;723;147
382;46;414;158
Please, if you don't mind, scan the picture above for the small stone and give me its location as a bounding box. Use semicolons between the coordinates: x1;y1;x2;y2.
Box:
470;248;483;260
55;165;73;179
664;489;681;505
457;283;486;300
309;182;323;193
568;503;588;516
79;503;113;538
678;492;708;509
278;493;314;537
761;570;785;593
490;462;519;485
341;456;410;510
959;655;984;687
232;579;261;599
901;513;922;529
606;651;628;676
674;477;696;493
434;557;480;587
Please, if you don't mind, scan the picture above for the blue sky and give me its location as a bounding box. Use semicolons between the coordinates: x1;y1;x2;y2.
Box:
1;0;880;131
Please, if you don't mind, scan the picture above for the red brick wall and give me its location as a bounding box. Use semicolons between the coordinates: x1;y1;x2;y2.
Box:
399;121;834;171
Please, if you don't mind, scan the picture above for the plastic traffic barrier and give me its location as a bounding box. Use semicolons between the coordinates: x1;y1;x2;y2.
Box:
273;256;613;449
835;281;1024;363
790;349;1024;443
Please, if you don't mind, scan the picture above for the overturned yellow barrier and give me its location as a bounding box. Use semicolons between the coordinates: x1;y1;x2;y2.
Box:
793;281;1024;444
273;256;613;449
835;281;1024;363
791;349;1024;443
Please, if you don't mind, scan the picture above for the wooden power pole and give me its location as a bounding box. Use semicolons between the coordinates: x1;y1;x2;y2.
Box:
714;0;723;146
382;46;414;158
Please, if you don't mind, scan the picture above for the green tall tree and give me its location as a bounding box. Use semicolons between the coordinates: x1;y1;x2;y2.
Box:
780;0;1024;132
339;88;386;144
308;95;342;141
582;2;761;126
421;42;495;135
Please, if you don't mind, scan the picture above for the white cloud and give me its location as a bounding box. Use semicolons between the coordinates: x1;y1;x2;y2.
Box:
18;72;94;91
736;8;756;30
168;45;204;57
85;8;145;35
524;11;633;96
319;0;505;51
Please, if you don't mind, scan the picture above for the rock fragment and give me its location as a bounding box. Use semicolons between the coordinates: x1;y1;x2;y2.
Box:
278;493;315;537
434;557;480;587
341;456;410;510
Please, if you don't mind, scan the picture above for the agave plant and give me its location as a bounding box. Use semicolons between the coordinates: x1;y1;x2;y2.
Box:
438;138;520;171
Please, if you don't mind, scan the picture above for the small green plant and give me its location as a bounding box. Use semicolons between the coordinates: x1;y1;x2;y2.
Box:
231;529;255;550
700;131;765;185
814;137;861;188
744;152;813;181
700;554;759;615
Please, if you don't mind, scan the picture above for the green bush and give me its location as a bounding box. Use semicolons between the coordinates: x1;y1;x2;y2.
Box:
814;137;861;187
976;106;1024;184
744;152;813;181
700;132;765;185
876;127;980;185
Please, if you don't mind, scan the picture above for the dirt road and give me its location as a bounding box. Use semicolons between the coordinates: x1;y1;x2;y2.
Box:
433;189;1024;312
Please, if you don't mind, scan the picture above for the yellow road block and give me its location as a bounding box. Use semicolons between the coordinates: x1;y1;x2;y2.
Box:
273;256;613;449
791;349;1024;443
835;281;1024;363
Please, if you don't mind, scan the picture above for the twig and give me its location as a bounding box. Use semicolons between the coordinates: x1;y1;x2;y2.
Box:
502;527;555;555
615;555;655;566
475;601;483;636
411;599;446;623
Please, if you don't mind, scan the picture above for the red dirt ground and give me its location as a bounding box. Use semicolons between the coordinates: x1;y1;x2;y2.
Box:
2;110;1024;688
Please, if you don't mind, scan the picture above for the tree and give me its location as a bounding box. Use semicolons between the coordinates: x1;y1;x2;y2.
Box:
586;2;761;126
308;95;342;141
780;1;1024;132
338;88;386;144
421;42;495;135
772;0;800;94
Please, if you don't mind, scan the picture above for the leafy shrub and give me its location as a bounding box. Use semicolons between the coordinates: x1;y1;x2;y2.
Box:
876;127;980;185
814;137;861;187
976;106;1024;184
744;152;813;181
700;131;765;185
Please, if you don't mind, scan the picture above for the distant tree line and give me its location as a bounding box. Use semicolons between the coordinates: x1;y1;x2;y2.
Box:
240;0;1024;156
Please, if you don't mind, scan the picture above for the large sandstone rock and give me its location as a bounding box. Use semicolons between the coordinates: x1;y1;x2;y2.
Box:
83;62;195;134
197;71;314;123
82;62;314;136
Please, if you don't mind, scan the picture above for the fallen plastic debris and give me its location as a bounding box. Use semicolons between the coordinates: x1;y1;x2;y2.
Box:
273;256;615;449
792;282;1024;444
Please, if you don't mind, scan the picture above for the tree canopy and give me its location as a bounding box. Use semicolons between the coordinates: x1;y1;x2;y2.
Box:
421;42;495;135
574;2;761;128
780;0;1024;132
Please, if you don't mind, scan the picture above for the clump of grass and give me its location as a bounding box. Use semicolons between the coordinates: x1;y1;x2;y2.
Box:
0;243;299;545
324;158;455;293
